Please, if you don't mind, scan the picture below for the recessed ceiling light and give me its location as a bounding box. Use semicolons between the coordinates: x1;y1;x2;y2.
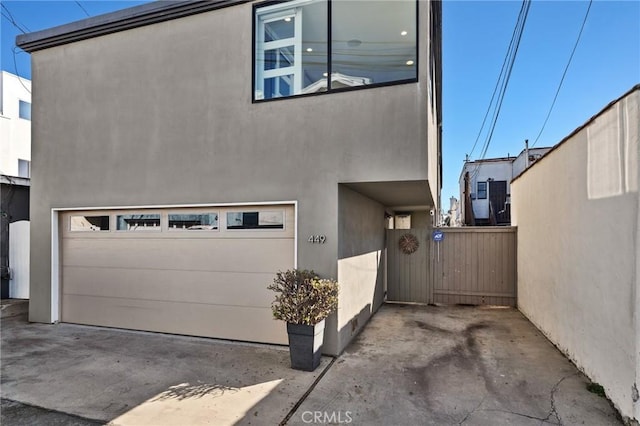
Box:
406;60;414;66
306;48;313;52
401;30;408;36
284;17;291;22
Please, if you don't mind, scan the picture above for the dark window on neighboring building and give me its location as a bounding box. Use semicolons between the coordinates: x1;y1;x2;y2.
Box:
254;0;417;101
19;100;31;120
477;181;487;199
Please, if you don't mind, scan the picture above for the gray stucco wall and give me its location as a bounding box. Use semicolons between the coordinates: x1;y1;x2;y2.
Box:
28;1;435;353
334;185;386;354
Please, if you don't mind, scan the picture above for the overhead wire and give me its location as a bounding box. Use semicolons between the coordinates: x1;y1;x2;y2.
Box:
1;4;29;33
467;0;531;183
467;2;525;159
1;4;32;92
75;1;91;17
531;0;593;147
477;0;530;161
12;47;31;94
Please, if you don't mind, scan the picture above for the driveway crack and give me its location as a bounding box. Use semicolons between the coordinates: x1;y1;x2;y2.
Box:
458;394;486;424
544;372;580;425
483;408;559;424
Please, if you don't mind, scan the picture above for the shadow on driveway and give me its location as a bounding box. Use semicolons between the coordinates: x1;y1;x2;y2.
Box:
1;304;623;425
288;304;622;425
1;312;331;425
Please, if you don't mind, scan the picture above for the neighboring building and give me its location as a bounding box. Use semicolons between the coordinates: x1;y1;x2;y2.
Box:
0;175;30;299
0;71;32;299
17;0;442;355
0;71;31;178
459;146;551;225
512;85;639;424
444;196;461;227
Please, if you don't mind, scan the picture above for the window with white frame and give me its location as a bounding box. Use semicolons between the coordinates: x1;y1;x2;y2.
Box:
477;181;487;199
18;159;30;178
19;100;31;120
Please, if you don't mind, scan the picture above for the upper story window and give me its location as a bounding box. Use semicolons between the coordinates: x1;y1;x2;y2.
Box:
18;159;30;178
477;182;487;199
19;100;31;120
254;0;417;101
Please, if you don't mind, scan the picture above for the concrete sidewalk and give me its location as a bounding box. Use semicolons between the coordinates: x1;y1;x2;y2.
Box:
2;304;622;425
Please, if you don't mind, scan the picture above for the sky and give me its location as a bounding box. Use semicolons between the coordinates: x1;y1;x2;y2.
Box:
2;0;639;209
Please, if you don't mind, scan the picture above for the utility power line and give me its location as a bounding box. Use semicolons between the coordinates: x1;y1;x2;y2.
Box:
467;0;531;164
467;0;531;182
12;47;31;94
75;1;91;17
531;0;593;147
477;0;531;162
1;4;30;33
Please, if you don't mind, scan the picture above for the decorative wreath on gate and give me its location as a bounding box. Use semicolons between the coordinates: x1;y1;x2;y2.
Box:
399;233;419;255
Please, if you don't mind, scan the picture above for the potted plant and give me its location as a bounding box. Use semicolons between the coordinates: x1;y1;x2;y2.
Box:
268;269;339;371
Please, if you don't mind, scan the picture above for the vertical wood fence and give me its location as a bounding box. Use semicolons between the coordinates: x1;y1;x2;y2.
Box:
387;227;517;306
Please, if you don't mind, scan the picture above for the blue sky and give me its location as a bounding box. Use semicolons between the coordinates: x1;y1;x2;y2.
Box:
2;0;639;208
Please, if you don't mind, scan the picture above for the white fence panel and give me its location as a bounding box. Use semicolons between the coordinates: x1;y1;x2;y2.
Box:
9;220;30;299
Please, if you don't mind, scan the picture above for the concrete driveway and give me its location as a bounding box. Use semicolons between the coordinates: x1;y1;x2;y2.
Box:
288;304;621;425
2;304;621;425
1;311;331;425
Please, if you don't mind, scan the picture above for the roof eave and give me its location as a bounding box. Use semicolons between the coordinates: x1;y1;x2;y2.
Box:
16;0;248;52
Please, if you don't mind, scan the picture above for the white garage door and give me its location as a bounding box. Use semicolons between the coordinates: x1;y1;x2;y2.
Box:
60;204;295;345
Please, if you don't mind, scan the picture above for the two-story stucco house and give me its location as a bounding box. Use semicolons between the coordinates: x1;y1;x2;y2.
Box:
459;146;551;226
17;0;442;355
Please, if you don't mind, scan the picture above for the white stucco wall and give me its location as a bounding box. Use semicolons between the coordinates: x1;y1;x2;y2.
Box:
459;160;512;219
512;147;552;178
512;87;639;422
0;71;31;177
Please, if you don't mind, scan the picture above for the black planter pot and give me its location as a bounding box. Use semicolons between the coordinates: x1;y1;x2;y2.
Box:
286;319;325;372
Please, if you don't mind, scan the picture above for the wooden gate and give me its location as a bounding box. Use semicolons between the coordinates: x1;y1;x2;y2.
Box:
386;227;516;306
387;228;432;303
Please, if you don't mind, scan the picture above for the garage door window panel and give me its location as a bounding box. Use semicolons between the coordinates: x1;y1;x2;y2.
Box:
116;214;161;231
168;213;219;231
70;215;110;232
227;211;284;230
